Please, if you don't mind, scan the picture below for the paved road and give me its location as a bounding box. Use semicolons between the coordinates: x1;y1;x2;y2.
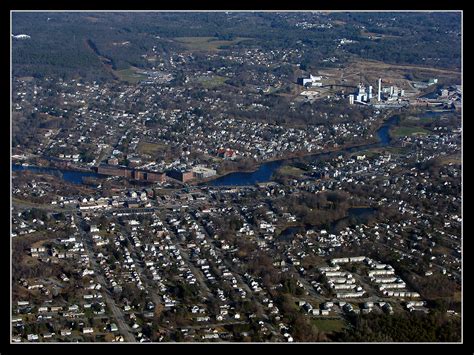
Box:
124;240;164;310
288;264;327;303
370;235;461;279
185;320;247;330
77;214;136;342
162;220;214;300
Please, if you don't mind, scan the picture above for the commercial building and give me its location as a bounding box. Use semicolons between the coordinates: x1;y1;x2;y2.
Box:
192;166;217;179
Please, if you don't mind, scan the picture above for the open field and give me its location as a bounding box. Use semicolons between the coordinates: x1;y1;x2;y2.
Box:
351;58;460;75
84;16;100;23
352;146;408;159
276;165;306;177
437;154;461;165
405;116;441;124
137;141;168;156
114;67;148;84
360;30;401;39
12;197;74;212
173;36;251;52
194;75;228;88
453;291;461;303
390;126;430;137
18;76;35;81
312;318;347;333
317;58;460;91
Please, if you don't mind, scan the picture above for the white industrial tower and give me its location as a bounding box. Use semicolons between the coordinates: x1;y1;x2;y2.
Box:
377;78;382;102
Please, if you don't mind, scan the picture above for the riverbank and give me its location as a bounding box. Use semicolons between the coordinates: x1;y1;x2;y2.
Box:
12;164;102;185
200;139;383;186
12;111;402;188
12;157;97;174
204;110;399;186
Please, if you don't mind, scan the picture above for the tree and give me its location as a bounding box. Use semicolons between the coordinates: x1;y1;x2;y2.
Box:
292;313;322;341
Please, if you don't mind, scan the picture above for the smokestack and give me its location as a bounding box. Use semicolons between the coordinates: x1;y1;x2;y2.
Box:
378;78;382;102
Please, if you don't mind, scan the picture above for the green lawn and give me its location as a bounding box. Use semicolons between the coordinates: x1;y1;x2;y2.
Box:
18;76;35;81
195;75;228;88
390;126;430;137
438;154;461;165
173;36;251;51
312;318;347;333
355;146;407;158
137;141;167;156
277;165;306;177
405;116;438;124
114;67;148;84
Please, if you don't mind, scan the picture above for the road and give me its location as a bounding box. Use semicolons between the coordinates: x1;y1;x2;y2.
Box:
123;237;164;310
162;219;214;300
288;264;327;303
192;212;283;335
370;234;461;279
185;320;247;330
77;213;136;342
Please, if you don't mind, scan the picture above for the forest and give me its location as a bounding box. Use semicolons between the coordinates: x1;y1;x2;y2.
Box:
12;12;461;80
335;311;460;342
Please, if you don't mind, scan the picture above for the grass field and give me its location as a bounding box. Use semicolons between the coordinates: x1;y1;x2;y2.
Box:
312;318;347;333
195;75;228;88
437;154;461;165
355;146;408;158
352;149;383;159
173;36;251;51
405;116;439;124
453;291;462;303
276;165;306;177
18;76;35;81
361;29;401;39
390;126;430;137
12;197;73;212
321;58;461;91
137;141;167;156
114;67;148;84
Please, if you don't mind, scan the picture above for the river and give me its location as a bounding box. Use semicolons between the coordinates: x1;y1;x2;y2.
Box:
11;164;101;185
209;115;399;186
12;115;400;187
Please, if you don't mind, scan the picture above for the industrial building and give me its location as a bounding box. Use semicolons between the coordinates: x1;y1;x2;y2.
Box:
167;169;195;183
97;165;165;183
107;156;119;165
132;170;166;182
349;78;405;106
192;166;217;179
298;74;323;87
168;165;217;182
97;165;133;178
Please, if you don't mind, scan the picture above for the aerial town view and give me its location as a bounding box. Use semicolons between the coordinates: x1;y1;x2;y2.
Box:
11;11;462;343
